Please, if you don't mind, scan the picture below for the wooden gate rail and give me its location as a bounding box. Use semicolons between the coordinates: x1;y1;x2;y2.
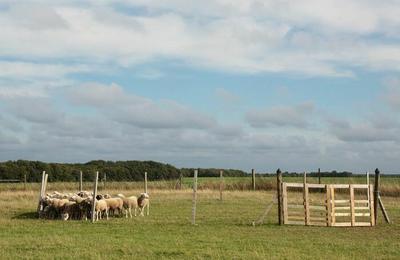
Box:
282;183;375;227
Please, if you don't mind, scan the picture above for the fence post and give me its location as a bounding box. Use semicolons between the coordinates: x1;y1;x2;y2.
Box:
104;172;107;190
251;169;256;190
91;171;99;223
192;169;198;225
179;173;183;190
37;171;46;214
144;172;148;194
24;174;27;190
43;173;48;197
219;170;223;201
303;171;309;226
79;171;83;192
318;168;321;184
373;168;380;223
276;169;283;225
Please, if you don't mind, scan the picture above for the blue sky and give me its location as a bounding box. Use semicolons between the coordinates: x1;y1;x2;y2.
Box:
0;1;400;173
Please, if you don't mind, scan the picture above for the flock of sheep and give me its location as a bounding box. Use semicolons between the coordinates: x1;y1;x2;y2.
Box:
39;191;150;221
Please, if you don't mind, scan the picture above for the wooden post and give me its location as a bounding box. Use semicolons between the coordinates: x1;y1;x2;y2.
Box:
24;174;27;190
326;185;331;226
179;173;183;190
373;168;380;223
37;171;46;213
191;169;198;225
378;196;391;224
91;171;99;223
282;183;288;224
318;168;321;184
144;171;148;194
79;171;83;192
366;171;370;208
103;172;107;190
219;170;223;201
303;171;309;225
43;173;48;197
331;186;336;226
251;169;256;190
350;185;355;226
369;184;375;226
276;169;283;225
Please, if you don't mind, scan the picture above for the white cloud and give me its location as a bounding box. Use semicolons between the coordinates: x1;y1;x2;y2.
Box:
245;102;315;128
66;82;216;129
0;1;399;77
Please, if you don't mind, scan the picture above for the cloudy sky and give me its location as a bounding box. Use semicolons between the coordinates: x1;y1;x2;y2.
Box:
1;1;400;173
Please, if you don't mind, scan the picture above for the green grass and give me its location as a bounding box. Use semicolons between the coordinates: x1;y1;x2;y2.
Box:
0;186;399;259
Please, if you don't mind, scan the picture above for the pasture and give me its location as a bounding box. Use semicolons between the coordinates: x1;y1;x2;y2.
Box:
0;178;399;259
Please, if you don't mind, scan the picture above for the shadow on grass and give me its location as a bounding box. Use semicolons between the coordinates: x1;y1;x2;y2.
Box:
12;211;38;220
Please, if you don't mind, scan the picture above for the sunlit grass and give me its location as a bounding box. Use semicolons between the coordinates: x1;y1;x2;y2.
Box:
0;185;399;259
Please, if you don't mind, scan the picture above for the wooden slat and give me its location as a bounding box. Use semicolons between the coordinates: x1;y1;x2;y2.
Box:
350;185;355;227
282;183;288;224
354;207;370;210
335;206;350;210
355;213;370;217
285;220;305;225
331;187;335;225
352;184;369;189
306;183;326;189
355;222;373;227
332;222;351;227
304;183;310;226
334;200;350;204
285;183;304;188
369;184;375;226
378;196;391;224
326;185;331;226
335;212;351;217
308;222;327;226
331;184;350;189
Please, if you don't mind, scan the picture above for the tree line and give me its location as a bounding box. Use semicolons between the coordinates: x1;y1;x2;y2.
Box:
0;160;248;182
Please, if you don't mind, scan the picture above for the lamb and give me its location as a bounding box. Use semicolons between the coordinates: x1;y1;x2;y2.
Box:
137;193;150;216
104;198;123;217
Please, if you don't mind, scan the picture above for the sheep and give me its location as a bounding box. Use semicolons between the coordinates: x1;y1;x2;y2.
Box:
61;201;77;220
104;198;124;217
94;199;109;221
122;196;138;218
137;193;150;216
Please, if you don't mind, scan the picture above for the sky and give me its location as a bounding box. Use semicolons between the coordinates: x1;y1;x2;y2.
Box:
0;0;400;173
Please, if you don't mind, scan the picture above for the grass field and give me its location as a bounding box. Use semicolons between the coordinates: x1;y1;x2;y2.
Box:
0;182;399;259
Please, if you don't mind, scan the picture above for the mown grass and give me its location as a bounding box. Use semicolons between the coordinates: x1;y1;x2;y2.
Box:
0;184;399;259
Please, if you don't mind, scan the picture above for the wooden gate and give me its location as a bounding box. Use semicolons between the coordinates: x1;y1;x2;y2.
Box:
282;183;375;227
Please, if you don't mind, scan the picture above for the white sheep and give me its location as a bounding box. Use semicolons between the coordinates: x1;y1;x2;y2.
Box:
137;193;150;216
104;198;124;217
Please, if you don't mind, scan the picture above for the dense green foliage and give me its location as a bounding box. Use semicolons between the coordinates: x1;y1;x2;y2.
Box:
181;168;247;177
0;160;180;182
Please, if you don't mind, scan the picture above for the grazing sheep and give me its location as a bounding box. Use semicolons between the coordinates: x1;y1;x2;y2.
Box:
137;193;150;216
